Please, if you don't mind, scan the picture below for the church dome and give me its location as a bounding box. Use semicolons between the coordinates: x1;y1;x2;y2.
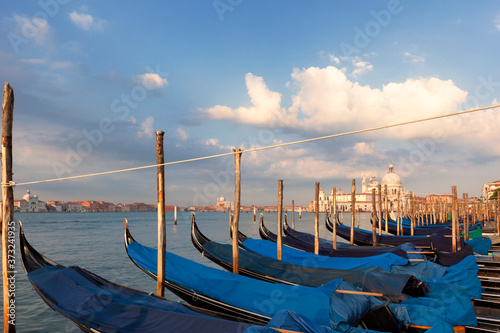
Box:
381;164;402;185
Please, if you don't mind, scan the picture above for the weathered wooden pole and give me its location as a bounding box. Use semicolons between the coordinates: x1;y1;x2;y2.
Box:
411;192;415;236
384;184;388;234
232;148;242;274
465;193;469;240
497;194;500;236
253;206;256;223
432;198;436;225
155;131;166;297
371;188;377;246
314;182;320;254
350;179;355;245
397;190;401;235
357;207;360;228
377;184;382;236
277;180;284;260
2;82;16;332
299;207;302;220
486;199;490;224
451;186;457;253
292;200;295;229
463;193;467;240
174;205;177;225
332;187;337;250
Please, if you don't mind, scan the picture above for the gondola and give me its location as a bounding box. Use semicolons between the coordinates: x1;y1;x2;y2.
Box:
259;214;414;259
18;221;262;333
326;214;466;253
125;219;481;332
374;215;453;236
191;215;428;302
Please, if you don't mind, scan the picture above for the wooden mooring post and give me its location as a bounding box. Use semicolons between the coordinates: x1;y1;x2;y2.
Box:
292;200;295;229
156;131;166;297
397;189;401;235
377;184;382;236
2;82;16;332
314;182;320;254
174;205;177;225
451;186;458;253
371;188;377;246
350;179;355;245
277;180;284;260
384;184;388;234
232;149;242;274
497;194;500;236
253;206;256;223
410;192;415;236
332;187;337;250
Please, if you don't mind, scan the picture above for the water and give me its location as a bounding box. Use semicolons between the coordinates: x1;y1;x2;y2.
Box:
6;211;372;332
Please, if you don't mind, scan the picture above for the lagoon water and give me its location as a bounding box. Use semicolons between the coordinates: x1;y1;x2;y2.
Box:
6;211;372;332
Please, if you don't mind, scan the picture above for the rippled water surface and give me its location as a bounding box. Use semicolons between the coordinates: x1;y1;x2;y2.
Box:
6;211;371;332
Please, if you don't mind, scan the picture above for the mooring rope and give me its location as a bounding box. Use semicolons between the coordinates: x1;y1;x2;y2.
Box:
9;103;500;187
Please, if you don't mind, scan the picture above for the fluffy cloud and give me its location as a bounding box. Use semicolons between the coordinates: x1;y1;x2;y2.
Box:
12;15;52;46
404;51;425;64
177;126;188;141
137;117;155;138
351;60;373;77
69;11;106;31
202;66;468;140
136;73;168;89
352;142;374;155
203;73;293;127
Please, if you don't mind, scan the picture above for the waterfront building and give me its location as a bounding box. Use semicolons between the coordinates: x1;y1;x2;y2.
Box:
312;164;410;213
14;190;47;212
216;194;233;211
483;180;500;202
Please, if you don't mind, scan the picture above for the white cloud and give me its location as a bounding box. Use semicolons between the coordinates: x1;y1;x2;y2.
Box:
496;15;500;30
69;11;106;31
404;51;425;64
21;58;48;65
50;61;75;70
137;117;155;139
329;54;340;64
203;73;293;127
351;60;373;77
177;126;188;141
13;15;52;46
352;142;374;155
205;138;219;146
136;73;168;89
202;66;469;140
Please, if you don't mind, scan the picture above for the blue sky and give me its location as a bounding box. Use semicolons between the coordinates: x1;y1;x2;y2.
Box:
1;0;499;206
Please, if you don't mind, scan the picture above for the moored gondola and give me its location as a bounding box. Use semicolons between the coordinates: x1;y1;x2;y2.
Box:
192;214;428;302
19;221;261;332
126;219;483;332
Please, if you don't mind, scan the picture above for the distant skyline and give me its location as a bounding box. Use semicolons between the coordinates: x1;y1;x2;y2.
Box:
1;1;499;207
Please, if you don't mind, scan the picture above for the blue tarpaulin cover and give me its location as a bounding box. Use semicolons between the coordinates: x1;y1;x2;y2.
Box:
391;255;481;300
241;238;409;271
129;239;478;329
466;237;492;255
28;265;255;333
128;241;343;327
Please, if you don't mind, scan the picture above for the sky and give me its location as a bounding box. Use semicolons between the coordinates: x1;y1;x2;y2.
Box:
0;0;499;207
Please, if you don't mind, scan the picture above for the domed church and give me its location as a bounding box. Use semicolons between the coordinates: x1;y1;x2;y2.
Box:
362;164;408;210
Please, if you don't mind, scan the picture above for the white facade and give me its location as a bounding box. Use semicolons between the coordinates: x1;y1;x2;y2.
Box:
15;190;46;212
483;180;500;202
312;164;410;213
